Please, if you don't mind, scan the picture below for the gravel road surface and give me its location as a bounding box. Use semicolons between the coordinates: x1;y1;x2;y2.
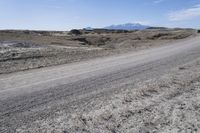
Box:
0;36;200;132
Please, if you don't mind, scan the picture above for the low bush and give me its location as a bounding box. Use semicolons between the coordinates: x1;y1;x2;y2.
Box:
69;29;82;35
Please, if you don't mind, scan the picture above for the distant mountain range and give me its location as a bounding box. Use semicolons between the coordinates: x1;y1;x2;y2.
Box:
104;23;150;30
85;23;150;30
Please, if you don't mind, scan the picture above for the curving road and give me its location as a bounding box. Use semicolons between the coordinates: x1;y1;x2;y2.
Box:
0;36;200;132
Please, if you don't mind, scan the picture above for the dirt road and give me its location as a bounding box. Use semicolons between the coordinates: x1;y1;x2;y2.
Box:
0;36;200;132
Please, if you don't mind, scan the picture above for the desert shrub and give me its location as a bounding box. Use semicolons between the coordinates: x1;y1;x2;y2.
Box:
69;29;82;35
147;33;170;40
72;37;90;45
171;33;191;39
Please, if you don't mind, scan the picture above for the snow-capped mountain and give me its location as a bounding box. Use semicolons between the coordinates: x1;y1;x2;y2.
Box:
104;23;150;30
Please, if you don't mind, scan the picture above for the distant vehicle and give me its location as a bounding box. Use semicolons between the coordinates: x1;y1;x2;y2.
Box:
198;30;200;33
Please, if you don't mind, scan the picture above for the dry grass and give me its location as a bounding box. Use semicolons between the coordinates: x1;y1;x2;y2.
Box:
0;28;197;74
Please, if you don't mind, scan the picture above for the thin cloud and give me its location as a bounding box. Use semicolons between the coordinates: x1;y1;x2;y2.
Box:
168;4;200;21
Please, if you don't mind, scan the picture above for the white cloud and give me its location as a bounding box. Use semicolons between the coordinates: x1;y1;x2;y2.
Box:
168;4;200;21
154;0;165;4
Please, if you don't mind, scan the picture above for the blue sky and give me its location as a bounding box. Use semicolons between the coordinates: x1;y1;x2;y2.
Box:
0;0;200;30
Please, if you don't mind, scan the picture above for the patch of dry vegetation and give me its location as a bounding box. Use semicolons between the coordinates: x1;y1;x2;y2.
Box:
0;28;197;74
0;29;197;48
0;42;106;74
